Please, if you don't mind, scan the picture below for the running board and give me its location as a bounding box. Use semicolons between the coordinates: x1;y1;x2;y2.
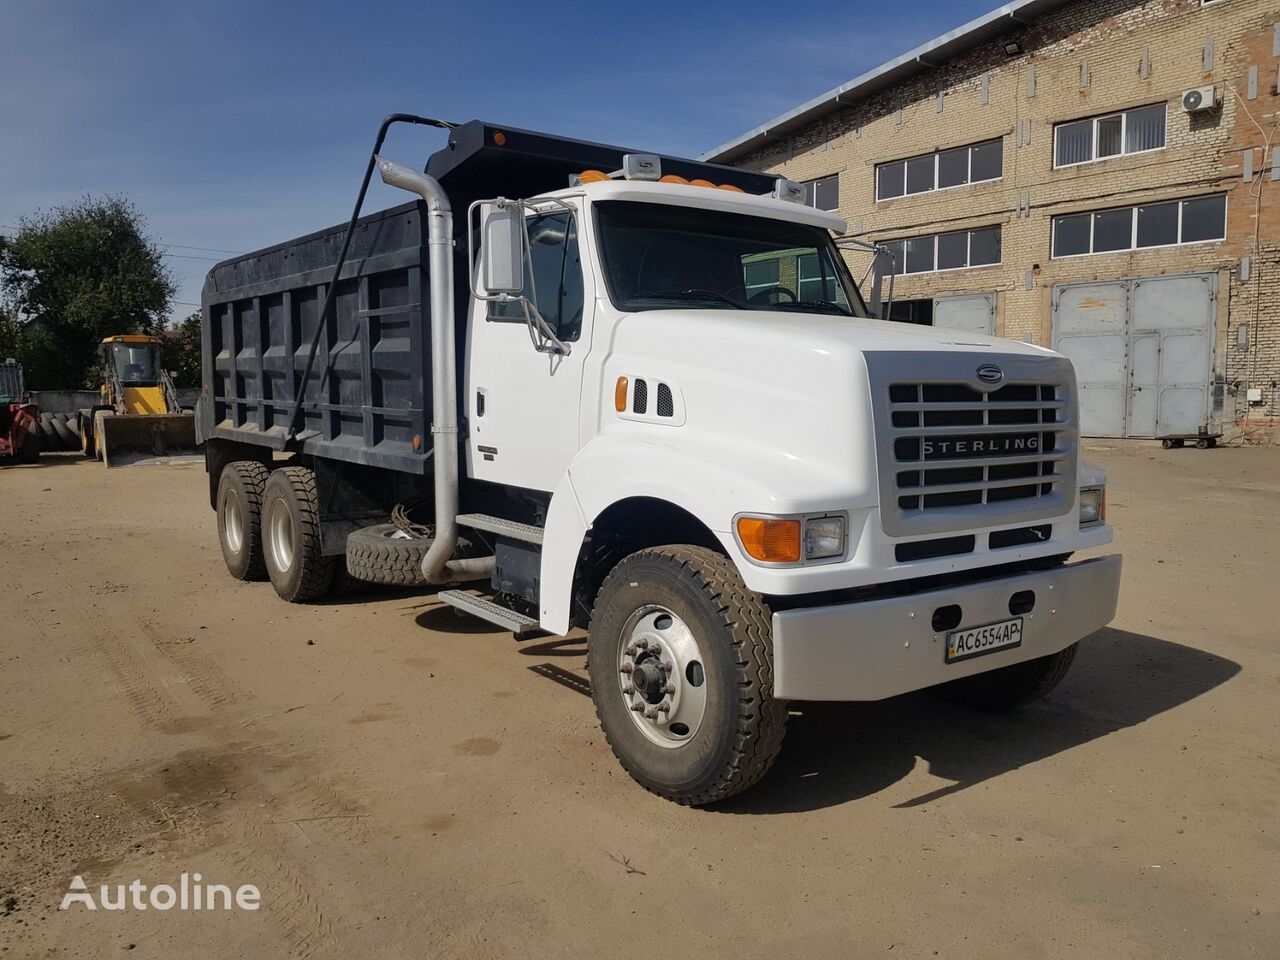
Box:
455;513;544;545
437;590;544;639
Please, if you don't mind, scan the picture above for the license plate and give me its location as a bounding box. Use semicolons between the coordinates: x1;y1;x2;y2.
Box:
945;617;1023;663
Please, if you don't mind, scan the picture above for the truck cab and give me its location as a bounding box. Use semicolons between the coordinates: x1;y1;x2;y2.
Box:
201;119;1120;806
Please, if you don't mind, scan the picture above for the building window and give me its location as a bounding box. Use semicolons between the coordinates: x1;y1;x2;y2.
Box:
803;174;839;211
1051;194;1226;257
881;226;1002;275
875;138;1003;201
744;258;780;298
1053;103;1166;167
885;298;933;325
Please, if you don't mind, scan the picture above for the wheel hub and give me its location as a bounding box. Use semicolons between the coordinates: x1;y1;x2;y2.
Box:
223;490;244;554
618;606;707;748
266;497;295;573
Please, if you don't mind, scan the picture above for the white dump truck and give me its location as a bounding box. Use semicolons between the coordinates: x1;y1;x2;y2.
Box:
200;117;1120;805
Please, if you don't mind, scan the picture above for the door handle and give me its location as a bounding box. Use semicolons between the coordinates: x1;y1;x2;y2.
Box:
476;390;486;417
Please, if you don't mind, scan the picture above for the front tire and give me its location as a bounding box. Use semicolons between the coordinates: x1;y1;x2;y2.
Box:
262;466;337;602
587;545;787;806
933;643;1078;712
217;461;269;580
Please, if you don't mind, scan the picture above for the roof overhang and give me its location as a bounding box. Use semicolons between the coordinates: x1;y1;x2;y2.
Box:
702;0;1072;165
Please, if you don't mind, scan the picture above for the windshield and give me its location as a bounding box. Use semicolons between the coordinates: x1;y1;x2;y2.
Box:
110;342;158;384
593;201;866;317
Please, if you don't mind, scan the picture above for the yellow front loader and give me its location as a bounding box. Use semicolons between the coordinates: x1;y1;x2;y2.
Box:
79;335;196;466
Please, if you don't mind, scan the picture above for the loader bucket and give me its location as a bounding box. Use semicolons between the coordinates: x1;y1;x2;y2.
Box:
96;412;197;467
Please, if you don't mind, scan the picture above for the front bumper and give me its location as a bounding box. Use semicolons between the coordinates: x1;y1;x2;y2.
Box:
770;554;1122;701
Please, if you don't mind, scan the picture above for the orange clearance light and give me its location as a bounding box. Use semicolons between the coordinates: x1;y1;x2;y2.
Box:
736;517;802;563
689;178;715;188
578;169;610;183
412;434;422;450
659;174;689;185
493;130;507;146
614;376;629;412
717;183;745;192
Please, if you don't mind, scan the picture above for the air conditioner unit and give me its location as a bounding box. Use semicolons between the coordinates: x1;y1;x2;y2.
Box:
1181;85;1216;113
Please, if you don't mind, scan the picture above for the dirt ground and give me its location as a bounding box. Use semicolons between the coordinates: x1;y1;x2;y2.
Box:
1;443;1276;959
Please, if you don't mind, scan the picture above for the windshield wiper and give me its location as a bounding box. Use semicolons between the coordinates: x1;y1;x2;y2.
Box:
630;289;741;308
771;299;853;317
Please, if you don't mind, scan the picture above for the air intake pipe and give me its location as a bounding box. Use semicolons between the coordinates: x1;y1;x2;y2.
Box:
376;156;495;584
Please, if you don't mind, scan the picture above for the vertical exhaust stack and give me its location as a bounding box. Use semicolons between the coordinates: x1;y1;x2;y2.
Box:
376;156;494;584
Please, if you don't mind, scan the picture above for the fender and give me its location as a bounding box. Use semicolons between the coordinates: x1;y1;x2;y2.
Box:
537;430;866;633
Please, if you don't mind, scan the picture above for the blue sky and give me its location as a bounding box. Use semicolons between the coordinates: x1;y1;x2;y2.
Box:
0;0;995;319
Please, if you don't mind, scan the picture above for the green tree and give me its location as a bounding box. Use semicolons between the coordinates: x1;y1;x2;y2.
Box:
0;196;174;389
161;310;203;388
0;301;18;361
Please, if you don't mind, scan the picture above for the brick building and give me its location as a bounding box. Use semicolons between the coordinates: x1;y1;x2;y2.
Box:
706;0;1280;442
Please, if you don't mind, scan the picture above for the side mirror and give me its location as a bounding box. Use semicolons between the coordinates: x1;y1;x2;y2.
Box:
479;202;525;296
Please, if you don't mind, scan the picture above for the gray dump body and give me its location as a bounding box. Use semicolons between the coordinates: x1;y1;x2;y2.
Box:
202;200;435;473
200;120;777;476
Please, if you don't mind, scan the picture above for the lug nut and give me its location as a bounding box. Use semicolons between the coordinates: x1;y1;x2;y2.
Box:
622;684;634;695
643;707;659;720
619;663;633;674
663;683;675;695
635;639;649;651
658;703;671;714
631;703;645;713
661;660;673;673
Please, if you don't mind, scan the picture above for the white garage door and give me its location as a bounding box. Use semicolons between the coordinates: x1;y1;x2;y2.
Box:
1052;274;1215;438
933;293;995;335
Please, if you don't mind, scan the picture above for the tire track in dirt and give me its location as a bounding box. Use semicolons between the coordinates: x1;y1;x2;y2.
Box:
83;597;373;957
135;615;242;711
92;623;192;732
232;822;334;959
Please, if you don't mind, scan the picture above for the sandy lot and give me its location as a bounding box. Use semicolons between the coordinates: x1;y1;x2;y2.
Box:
1;443;1277;959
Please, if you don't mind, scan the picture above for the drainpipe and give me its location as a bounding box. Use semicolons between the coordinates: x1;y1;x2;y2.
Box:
376;156;495;584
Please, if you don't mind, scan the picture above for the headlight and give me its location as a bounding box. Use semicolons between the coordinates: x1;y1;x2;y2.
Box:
804;516;846;559
736;514;846;564
1079;486;1105;527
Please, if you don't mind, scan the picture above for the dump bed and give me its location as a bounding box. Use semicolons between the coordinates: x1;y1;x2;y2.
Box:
201;200;435;473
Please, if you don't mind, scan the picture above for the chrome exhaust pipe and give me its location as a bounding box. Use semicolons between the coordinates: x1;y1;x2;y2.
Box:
376;156;494;584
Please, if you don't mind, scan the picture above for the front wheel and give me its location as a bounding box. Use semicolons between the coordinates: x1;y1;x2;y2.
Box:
587;545;788;806
261;466;337;602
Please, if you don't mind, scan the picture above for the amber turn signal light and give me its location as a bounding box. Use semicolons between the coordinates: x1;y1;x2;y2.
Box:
615;376;629;412
736;517;802;563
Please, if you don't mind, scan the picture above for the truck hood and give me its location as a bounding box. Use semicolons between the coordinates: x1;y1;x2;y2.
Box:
599;307;1073;516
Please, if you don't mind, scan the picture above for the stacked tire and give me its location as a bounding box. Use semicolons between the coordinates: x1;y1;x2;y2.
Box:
27;412;85;452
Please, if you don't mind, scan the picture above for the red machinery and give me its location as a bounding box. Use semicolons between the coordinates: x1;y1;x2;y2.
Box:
0;360;40;463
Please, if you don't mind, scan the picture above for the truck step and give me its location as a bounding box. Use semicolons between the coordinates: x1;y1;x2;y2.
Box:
455;513;544;545
437;590;544;639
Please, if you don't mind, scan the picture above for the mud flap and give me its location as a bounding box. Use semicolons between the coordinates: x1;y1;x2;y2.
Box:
97;412;197;467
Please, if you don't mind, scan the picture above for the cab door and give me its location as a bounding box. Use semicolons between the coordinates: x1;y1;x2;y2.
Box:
465;206;592;492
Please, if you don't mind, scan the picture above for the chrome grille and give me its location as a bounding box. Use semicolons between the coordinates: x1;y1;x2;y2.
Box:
865;353;1078;539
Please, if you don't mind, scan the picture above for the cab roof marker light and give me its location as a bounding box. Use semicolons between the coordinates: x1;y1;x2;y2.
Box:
621;154;662;181
773;177;806;203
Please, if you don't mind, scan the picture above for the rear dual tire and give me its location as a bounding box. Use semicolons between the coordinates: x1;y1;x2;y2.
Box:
217;461;269;580
262;466;338;602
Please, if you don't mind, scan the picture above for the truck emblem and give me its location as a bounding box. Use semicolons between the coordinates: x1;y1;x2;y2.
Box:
976;364;1004;384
